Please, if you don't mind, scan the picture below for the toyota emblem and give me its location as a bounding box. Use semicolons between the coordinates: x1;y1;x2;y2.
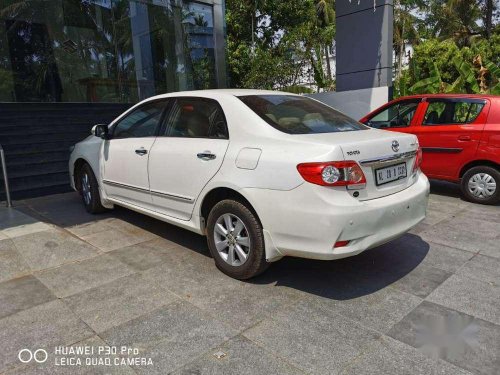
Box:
391;140;400;152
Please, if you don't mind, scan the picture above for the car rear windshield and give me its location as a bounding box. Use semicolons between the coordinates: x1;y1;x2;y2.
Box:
238;95;368;134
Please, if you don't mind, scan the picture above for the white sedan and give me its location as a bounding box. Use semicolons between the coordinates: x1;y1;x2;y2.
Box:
69;89;429;279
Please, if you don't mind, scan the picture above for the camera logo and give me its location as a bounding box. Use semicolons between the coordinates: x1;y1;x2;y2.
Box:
18;349;48;364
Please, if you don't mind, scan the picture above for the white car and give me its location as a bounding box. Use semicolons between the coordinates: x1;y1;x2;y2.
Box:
69;89;429;279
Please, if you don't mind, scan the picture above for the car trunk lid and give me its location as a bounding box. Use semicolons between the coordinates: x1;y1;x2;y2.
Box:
296;129;420;200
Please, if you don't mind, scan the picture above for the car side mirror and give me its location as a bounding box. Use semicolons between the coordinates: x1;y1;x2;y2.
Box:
91;124;109;140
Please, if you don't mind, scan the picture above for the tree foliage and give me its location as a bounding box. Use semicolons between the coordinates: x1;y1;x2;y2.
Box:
226;0;334;91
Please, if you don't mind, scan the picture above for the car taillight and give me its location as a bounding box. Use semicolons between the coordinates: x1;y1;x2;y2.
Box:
413;147;423;173
297;161;366;187
334;240;350;248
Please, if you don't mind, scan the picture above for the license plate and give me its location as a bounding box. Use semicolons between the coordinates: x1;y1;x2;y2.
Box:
375;163;407;186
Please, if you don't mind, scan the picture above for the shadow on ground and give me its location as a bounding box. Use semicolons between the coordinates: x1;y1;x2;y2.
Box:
253;234;429;300
13;191;432;301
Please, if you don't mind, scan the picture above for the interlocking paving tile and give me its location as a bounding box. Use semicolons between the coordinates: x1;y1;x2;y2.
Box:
342;335;473;375
243;299;381;374
388;301;500;375
2;222;53;239
0;300;93;373
455;254;500;285
418;242;474;273
2;187;498;375
172;335;305;375
0;276;56;320
107;238;187;271
12;229;99;271
389;262;452;298
4;336;136;375
143;258;301;332
101;301;237;374
426;274;500;326
35;254;135;298
0;239;30;283
302;288;421;334
439;216;500;239
0;208;47;231
64;273;178;332
80;227;157;252
419;222;499;258
420;208;453;226
66;220;115;238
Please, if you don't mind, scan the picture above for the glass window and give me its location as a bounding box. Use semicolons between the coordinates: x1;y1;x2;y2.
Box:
239;95;368;134
367;100;419;129
163;97;228;139
112;100;166;139
423;100;485;125
0;0;222;103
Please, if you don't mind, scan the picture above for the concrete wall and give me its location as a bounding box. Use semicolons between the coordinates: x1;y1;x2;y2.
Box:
309;86;390;120
336;0;393;92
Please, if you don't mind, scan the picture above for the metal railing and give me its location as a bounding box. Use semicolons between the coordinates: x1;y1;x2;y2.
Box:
0;144;12;207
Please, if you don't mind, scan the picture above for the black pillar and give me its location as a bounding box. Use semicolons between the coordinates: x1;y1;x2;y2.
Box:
335;0;393;92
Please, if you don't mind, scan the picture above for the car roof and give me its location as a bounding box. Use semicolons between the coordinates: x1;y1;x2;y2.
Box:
145;89;300;102
397;93;499;100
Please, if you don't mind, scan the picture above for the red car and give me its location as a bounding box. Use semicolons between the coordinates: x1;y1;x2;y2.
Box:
360;94;500;205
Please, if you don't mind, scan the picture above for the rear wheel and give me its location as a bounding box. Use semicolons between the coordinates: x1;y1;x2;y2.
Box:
460;166;499;205
206;199;269;279
79;164;107;213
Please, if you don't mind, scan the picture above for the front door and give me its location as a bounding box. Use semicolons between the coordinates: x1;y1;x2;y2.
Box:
412;98;488;180
364;98;421;131
102;99;168;209
148;97;230;220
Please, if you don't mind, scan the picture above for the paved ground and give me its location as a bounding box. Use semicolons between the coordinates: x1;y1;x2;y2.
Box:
0;181;498;375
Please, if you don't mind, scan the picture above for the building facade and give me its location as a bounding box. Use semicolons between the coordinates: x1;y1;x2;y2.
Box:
0;0;227;104
0;0;227;200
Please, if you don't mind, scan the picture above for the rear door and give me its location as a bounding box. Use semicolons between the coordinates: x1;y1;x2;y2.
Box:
412;98;488;179
148;97;230;220
102;99;168;210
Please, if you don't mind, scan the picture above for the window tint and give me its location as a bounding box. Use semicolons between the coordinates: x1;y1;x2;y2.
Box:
423;100;485;125
367;100;419;129
112;101;166;139
163;98;228;139
239;95;367;134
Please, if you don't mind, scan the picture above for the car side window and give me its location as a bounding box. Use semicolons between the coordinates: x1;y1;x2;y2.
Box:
162;97;228;139
368;100;419;129
112;100;167;139
423;99;485;125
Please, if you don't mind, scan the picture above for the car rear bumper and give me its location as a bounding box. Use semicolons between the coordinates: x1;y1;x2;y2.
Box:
243;172;430;261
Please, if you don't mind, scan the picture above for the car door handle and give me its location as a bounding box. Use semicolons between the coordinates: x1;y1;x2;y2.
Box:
197;152;216;160
458;135;471;141
135;148;148;155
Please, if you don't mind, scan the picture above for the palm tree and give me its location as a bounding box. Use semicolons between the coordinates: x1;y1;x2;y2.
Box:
425;0;482;47
394;0;423;80
315;0;335;80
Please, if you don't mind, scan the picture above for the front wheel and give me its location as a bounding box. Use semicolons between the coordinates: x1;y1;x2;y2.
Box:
206;199;269;280
460;166;499;205
79;164;107;214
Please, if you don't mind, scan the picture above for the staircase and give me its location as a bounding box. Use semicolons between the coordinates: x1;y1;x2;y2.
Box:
0;103;131;200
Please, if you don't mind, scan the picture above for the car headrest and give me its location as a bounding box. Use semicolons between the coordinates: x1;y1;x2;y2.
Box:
426;111;439;124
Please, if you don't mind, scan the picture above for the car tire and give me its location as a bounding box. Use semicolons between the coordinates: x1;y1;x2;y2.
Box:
79;163;107;214
206;199;269;279
460;166;500;205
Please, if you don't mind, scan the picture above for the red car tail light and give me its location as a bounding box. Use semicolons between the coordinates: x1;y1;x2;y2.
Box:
413;146;423;173
334;240;350;248
297;161;366;187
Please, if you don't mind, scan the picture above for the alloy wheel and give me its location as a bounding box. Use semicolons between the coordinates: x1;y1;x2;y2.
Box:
82;173;92;205
468;173;496;198
213;213;251;266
